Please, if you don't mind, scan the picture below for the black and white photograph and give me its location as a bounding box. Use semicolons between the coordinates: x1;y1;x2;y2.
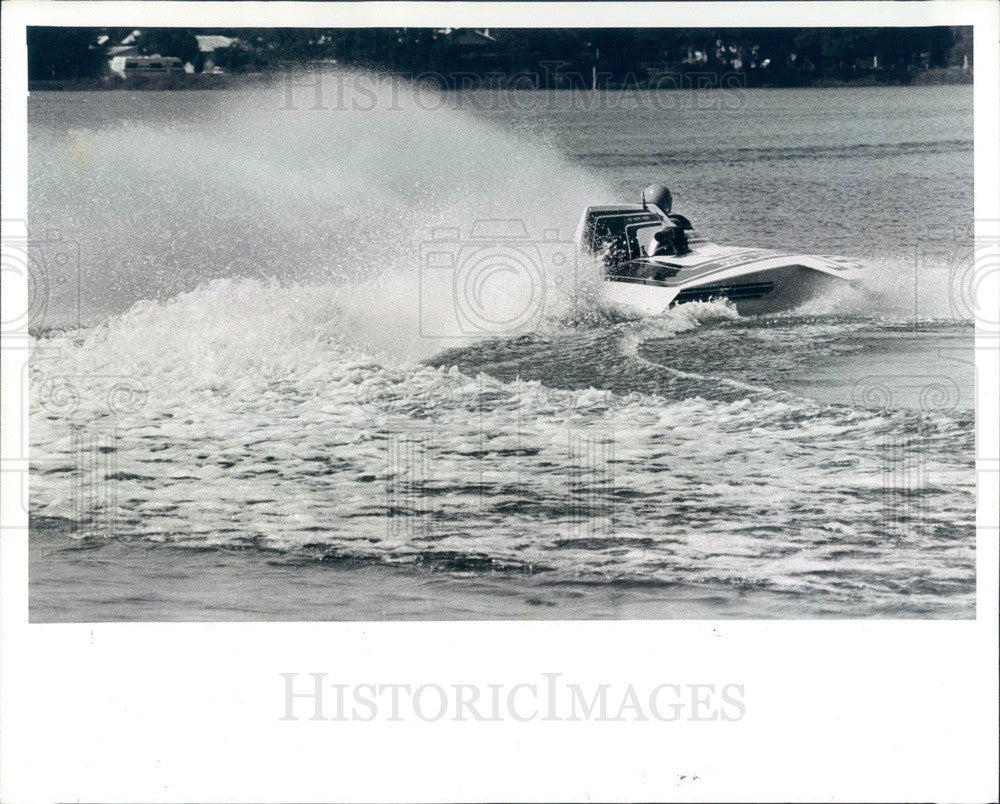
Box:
2;1;998;801
22;20;983;621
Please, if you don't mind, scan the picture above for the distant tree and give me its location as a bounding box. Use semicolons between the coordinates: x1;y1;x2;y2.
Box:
137;29;201;65
586;30;640;80
925;27;956;68
27;27;104;80
26;25;974;88
948;26;973;68
213;42;263;72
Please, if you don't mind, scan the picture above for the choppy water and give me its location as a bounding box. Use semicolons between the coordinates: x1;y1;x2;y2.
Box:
27;80;976;620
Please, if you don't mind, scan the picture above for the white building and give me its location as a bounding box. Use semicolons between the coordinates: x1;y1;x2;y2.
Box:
109;54;184;79
195;35;239;73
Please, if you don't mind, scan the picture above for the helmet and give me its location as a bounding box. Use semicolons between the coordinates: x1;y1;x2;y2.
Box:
642;183;672;214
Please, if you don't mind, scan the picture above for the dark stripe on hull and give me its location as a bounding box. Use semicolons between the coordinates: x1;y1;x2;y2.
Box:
606;275;676;288
672;282;775;304
604;265;841;316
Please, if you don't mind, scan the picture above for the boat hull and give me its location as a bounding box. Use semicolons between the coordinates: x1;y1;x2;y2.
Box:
604;263;847;316
578;203;862;318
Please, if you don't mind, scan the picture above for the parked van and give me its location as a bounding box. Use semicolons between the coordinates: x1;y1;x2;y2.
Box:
109;54;185;79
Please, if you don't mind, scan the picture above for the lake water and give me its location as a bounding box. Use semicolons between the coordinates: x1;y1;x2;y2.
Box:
27;80;976;620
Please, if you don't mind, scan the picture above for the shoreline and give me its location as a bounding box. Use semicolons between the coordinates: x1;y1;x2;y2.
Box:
29;66;973;92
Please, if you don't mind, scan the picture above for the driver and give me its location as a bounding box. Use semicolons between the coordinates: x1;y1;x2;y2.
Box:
643;183;691;257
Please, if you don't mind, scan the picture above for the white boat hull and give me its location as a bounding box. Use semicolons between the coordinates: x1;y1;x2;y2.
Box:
604;260;853;317
576;203;862;318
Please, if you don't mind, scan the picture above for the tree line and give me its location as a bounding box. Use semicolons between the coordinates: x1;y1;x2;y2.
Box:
28;26;972;86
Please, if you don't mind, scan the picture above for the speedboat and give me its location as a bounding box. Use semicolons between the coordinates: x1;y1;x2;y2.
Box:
575;184;862;316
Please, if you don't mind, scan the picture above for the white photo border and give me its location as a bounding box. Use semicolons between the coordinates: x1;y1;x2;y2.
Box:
2;2;998;802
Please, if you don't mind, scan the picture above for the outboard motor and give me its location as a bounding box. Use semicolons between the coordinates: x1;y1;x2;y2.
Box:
576;182;696;272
